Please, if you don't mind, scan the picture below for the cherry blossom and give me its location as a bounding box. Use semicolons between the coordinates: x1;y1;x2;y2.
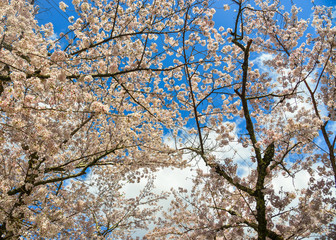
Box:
0;0;335;239
148;0;336;239
59;1;68;12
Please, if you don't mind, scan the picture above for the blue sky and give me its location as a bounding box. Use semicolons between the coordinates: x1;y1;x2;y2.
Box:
33;0;336;172
33;0;336;161
35;0;336;34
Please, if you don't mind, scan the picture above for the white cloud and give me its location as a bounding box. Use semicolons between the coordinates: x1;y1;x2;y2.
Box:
272;169;310;193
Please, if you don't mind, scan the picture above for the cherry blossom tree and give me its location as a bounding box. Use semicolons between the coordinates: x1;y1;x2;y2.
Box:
0;0;197;238
147;0;336;239
0;0;335;239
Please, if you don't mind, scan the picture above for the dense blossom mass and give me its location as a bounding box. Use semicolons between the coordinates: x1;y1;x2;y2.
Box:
0;0;335;239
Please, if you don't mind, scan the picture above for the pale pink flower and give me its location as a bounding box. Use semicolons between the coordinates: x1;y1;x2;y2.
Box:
59;1;68;12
